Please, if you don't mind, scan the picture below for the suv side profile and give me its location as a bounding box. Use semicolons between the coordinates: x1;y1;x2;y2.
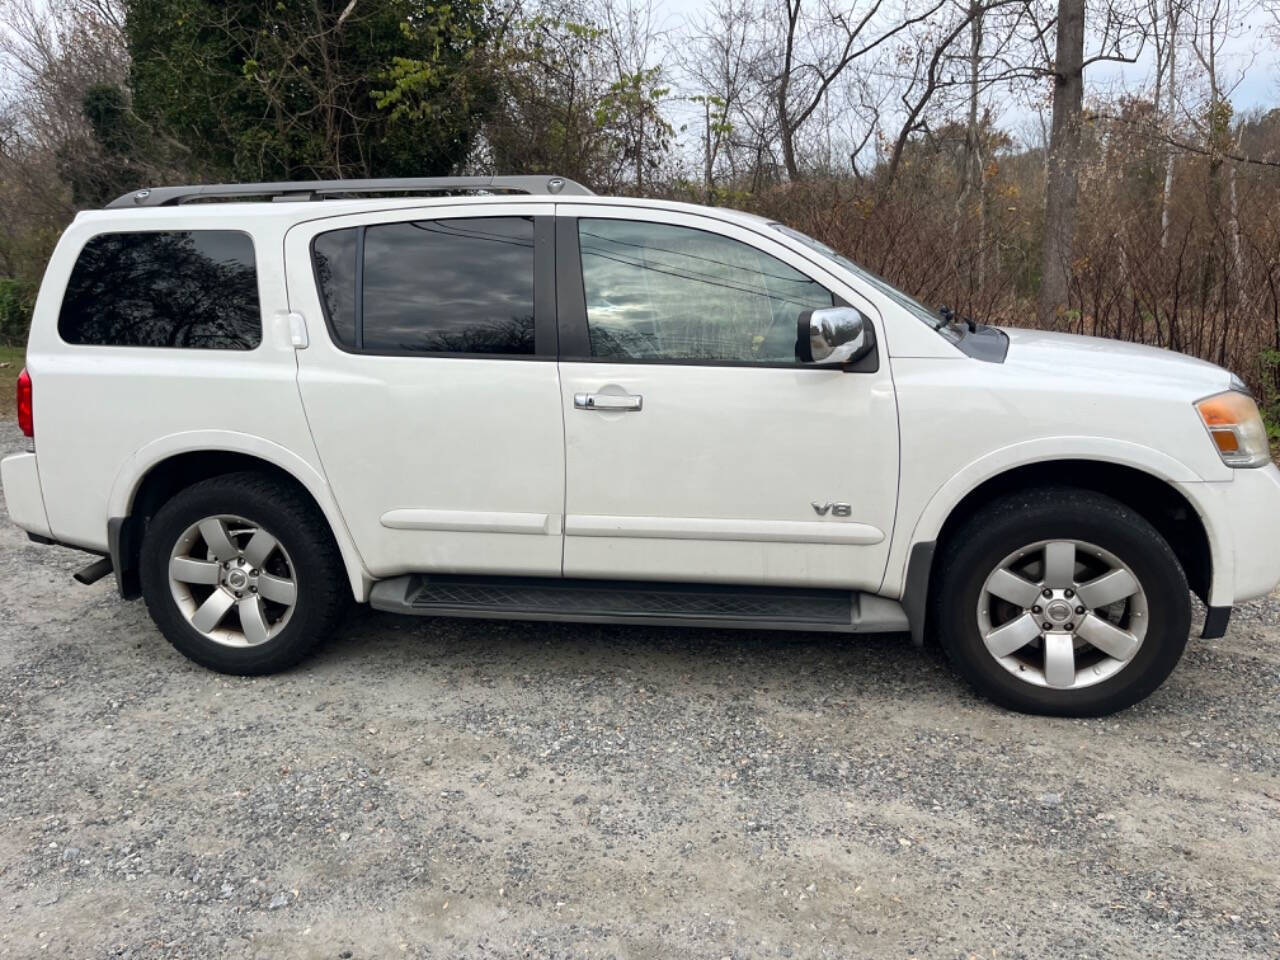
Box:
4;175;1279;716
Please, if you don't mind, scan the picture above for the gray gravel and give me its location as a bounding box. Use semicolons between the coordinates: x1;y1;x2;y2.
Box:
2;420;1278;959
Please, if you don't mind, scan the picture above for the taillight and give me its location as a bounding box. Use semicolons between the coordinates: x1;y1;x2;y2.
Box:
16;367;32;437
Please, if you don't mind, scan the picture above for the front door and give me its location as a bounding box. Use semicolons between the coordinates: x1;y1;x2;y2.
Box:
285;204;565;579
555;207;899;590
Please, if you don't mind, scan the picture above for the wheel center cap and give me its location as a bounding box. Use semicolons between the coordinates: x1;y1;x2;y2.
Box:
1046;599;1072;623
226;569;249;590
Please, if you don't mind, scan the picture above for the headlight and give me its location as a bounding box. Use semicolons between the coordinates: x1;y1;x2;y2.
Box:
1195;390;1271;468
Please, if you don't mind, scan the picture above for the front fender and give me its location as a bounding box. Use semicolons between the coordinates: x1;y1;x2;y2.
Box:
887;435;1233;608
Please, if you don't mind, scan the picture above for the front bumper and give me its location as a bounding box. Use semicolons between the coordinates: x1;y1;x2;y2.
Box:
1183;462;1280;615
1;452;51;539
1222;463;1280;603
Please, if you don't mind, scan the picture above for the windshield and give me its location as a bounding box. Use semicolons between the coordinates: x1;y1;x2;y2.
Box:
771;224;945;331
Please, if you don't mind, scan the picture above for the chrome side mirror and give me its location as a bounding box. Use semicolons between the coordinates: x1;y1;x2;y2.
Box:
796;307;871;366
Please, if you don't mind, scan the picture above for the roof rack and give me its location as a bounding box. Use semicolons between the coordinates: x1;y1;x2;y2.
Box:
104;175;593;209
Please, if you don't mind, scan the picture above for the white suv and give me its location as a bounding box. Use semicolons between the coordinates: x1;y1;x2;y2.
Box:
4;175;1279;716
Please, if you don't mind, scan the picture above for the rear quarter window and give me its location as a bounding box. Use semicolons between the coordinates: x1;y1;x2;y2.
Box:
58;230;262;349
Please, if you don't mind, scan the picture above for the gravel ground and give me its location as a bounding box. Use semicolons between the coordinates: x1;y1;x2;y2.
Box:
2;420;1278;960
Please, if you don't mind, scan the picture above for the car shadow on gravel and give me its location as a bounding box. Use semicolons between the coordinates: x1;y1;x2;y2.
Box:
327;606;958;700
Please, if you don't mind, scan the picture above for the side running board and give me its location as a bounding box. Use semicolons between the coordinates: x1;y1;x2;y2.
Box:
368;575;909;634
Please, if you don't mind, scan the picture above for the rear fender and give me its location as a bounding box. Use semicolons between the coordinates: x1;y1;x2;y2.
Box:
108;430;371;601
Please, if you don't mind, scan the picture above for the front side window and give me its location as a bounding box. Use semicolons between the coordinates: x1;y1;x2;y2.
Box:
772;223;943;330
578;218;834;363
311;216;536;355
58;230;261;349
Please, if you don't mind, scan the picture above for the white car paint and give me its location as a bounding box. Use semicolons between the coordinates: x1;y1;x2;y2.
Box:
282;202;567;582
3;191;1279;629
18;211;329;560
556;202;899;591
885;326;1243;604
105;428;370;599
0;452;50;538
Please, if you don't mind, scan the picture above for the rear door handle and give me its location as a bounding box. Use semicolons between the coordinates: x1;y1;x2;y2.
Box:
574;392;643;412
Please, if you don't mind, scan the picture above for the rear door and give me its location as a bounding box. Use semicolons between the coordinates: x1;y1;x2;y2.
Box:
555;205;899;590
284;203;565;579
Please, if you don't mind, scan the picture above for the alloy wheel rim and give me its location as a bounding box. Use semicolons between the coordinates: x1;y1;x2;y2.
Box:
977;539;1148;690
168;514;297;648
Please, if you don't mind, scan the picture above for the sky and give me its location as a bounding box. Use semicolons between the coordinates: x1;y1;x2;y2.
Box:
2;0;1274;156
650;0;1279;151
1087;4;1278;112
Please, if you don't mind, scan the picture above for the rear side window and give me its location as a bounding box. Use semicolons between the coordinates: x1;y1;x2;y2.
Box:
58;231;261;349
310;216;536;355
311;228;358;348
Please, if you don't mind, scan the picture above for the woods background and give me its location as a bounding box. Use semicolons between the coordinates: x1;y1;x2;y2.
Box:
1;0;1278;433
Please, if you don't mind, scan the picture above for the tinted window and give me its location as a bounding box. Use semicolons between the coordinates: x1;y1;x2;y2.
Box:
59;231;260;348
361;217;534;354
311;228;358;348
578;219;833;363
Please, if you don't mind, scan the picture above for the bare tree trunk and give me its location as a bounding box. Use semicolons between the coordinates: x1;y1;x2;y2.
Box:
963;2;982;199
952;2;984;296
777;0;802;181
977;153;988;293
704;98;714;201
1228;155;1247;309
968;4;985;292
1159;1;1178;249
1038;0;1086;326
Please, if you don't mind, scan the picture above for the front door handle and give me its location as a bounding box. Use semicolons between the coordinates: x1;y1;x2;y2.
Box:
574;392;643;412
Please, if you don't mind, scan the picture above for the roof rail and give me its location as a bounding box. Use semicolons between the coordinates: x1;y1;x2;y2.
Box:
104;175;593;209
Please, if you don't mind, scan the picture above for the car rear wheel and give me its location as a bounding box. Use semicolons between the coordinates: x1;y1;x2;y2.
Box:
140;472;349;674
934;487;1191;716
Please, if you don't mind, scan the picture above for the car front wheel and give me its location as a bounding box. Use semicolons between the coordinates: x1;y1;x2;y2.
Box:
934;487;1192;716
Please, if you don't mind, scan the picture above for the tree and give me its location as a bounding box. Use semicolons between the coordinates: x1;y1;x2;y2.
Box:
470;0;673;192
1038;0;1086;325
123;0;494;181
771;0;947;181
1148;0;1185;248
1185;0;1257;315
679;0;757;195
1037;0;1148;325
475;10;618;182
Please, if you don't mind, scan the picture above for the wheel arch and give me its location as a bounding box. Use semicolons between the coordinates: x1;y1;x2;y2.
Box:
107;431;370;602
900;451;1221;646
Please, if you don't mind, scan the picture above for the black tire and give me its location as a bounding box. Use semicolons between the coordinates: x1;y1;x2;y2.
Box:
934;487;1191;717
139;472;349;675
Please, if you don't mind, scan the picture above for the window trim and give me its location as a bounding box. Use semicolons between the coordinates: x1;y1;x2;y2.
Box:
56;228;264;351
308;214;556;360
555;215;878;372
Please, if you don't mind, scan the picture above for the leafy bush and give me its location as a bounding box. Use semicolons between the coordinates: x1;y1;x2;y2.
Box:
0;279;34;346
1260;350;1280;444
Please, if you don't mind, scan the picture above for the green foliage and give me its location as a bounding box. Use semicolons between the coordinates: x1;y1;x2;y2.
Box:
1206;99;1235;157
58;83;151;207
123;0;493;180
478;13;614;181
476;10;672;191
372;3;490;127
1259;349;1280;444
597;66;673;184
83;85;133;155
0;279;35;347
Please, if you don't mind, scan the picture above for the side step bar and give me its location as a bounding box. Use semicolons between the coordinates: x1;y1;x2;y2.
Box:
368;575;909;634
